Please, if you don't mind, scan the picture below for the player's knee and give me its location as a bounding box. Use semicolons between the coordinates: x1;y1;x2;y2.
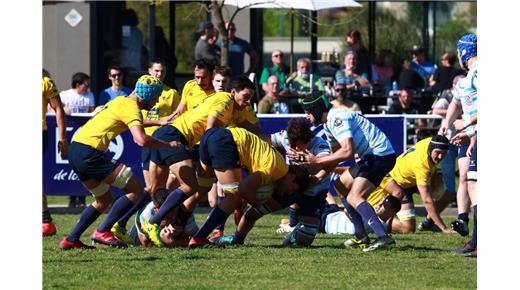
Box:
221;182;240;196
467;171;477;182
90;183;110;198
112;165;134;189
93;191;113;210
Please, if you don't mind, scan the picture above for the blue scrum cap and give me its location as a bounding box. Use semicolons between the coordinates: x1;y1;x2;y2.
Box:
457;34;477;68
135;75;163;106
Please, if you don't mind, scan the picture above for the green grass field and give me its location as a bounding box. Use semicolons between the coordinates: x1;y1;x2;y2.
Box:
43;210;476;289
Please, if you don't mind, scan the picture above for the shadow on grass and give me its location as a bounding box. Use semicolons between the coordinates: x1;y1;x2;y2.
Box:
45;255;163;264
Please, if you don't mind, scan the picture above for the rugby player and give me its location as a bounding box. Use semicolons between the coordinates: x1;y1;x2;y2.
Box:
111;59;182;243
189;127;310;248
447;34;478;257
42;69;68;237
289;95;397;252
142;76;261;247
59;75;181;250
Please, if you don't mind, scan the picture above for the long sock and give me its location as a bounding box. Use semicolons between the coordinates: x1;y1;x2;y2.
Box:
42;210;52;223
469;205;477;249
194;207;229;238
458;212;469;223
117;191;152;228
344;199;367;239
67;205;102;242
98;195;134;232
233;231;246;244
150;188;187;225
215;196;227;232
357;201;388;238
288;206;298;227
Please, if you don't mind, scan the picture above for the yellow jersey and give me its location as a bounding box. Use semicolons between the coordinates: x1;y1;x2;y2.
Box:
227;105;259;128
367;137;437;207
181;80;215;111
142;85;181;136
367;175;393;207
172;92;245;148
42;76;59;131
389;137;437;188
228;127;288;185
72;96;143;152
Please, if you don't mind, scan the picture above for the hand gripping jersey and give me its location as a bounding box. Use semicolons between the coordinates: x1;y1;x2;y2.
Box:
142;85;181;136
271;130;331;196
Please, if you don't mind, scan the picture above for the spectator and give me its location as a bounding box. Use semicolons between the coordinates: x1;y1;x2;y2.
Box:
429;52;465;96
388;88;422;115
335;51;369;89
388;88;426;144
257;75;288;114
98;65;133;106
330;84;361;113
409;45;437;87
398;59;425;93
57;72;95;208
56;72;95;115
287;57;324;93
372;50;394;95
259;49;290;92
217;21;259;76
194;21;219;66
121;8;144;71
346;29;370;77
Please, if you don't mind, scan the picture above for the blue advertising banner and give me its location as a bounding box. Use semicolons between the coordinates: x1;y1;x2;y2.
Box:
44;114;404;196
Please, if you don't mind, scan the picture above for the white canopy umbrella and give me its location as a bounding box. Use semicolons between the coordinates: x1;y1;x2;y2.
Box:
224;0;362;71
226;0;361;10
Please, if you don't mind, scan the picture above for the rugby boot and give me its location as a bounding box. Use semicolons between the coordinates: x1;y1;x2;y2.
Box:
452;240;475;255
343;236;370;249
110;222;133;244
43;222;57;237
451;218;470;236
363;235;395;252
59;236;95;250
141;220;163;247
188;236;211;249
91;229;128;248
209;230;224;243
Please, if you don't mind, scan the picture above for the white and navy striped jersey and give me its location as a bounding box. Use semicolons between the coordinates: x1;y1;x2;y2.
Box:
452;60;477;133
324;108;394;158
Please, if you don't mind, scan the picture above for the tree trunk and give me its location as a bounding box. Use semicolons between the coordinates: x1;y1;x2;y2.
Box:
210;1;228;66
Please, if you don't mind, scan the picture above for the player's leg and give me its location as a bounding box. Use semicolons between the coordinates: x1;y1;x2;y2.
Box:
347;154;396;251
452;146;471;236
190;168;242;247
111;148;154;237
42;129;56;236
336;166;370;247
93;163;144;247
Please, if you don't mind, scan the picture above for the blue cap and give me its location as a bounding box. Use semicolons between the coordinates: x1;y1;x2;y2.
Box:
457;34;477;68
135;75;163;106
